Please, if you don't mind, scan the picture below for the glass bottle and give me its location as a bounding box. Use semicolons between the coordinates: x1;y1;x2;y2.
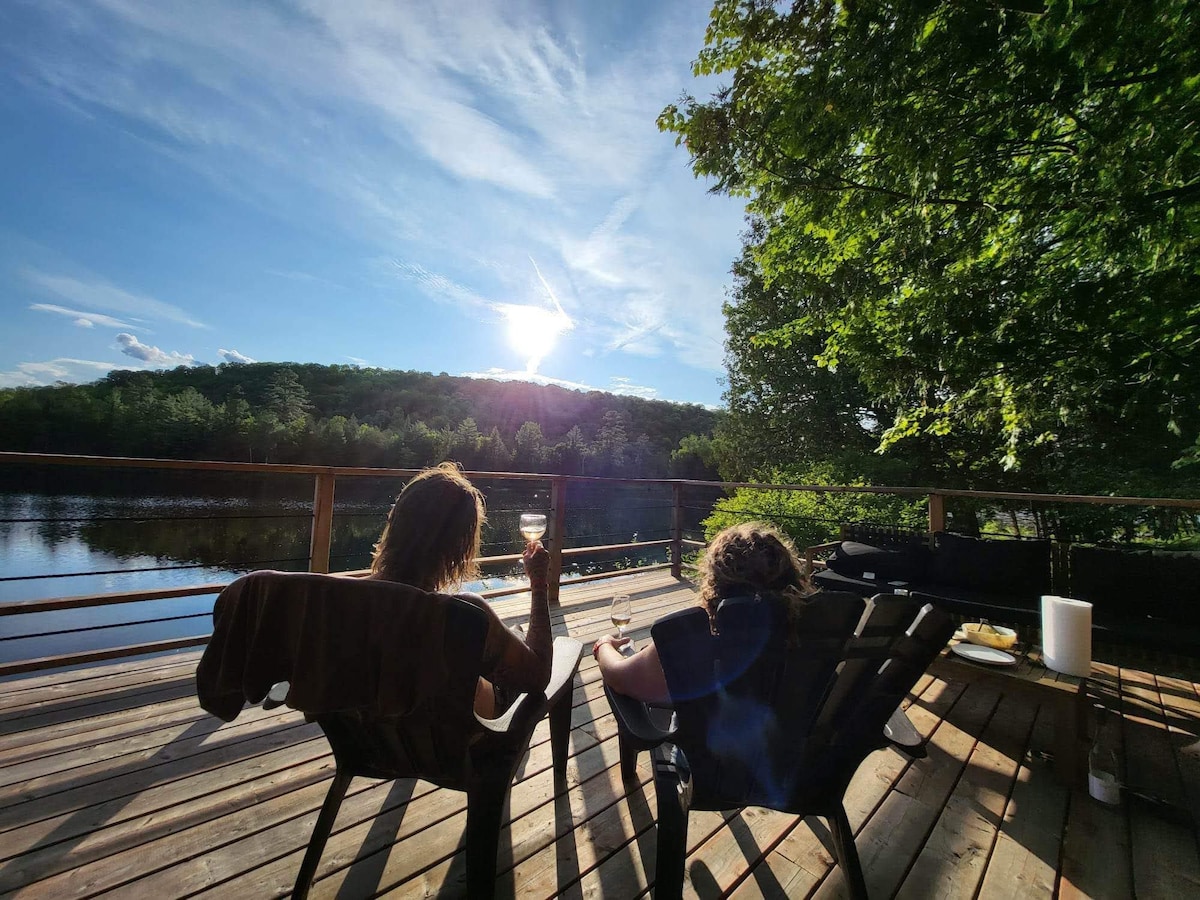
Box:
1088;706;1121;805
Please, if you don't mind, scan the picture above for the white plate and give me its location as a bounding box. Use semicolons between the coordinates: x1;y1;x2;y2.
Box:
951;643;1017;666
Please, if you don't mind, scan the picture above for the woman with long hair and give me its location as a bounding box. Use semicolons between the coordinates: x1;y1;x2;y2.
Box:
369;462;552;717
593;521;814;703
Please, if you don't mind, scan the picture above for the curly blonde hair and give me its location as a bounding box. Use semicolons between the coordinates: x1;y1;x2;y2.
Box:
370;463;486;592
697;521;814;629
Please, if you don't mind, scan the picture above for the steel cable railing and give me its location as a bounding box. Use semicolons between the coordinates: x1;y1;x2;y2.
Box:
5;451;1196;676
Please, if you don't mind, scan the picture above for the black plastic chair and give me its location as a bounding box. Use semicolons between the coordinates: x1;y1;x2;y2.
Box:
604;591;954;899
196;572;583;899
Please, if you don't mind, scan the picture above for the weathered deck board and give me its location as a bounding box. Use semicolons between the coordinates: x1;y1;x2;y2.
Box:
1120;665;1200;898
4;572;1200;899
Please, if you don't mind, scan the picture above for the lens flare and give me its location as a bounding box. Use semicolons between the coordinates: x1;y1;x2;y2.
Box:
500;304;572;374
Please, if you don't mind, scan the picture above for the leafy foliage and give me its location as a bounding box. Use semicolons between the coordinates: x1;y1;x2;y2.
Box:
702;463;927;549
663;0;1200;493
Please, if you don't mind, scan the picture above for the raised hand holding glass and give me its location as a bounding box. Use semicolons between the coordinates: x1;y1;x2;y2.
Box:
520;513;547;544
610;594;632;638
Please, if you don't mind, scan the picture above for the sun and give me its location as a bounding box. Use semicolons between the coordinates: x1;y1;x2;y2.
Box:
501;305;572;373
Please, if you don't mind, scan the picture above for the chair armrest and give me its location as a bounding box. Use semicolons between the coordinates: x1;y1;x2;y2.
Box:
605;684;676;750
804;541;842;573
545;636;584;708
476;636;582;735
883;705;926;758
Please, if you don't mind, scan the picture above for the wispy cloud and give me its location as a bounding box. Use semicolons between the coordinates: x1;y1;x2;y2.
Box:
266;269;347;291
393;262;491;310
462;366;660;400
24;270;207;329
30;303;144;331
607;376;660;401
5;0;743;393
117;333;195;367
218;348;255;364
0;357;121;389
345;356;369;366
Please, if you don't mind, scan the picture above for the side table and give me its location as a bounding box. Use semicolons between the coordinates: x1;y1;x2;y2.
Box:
928;641;1091;786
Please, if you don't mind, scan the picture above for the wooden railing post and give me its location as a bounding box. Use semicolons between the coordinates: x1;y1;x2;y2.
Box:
928;491;946;534
310;472;336;573
670;482;683;578
547;477;568;606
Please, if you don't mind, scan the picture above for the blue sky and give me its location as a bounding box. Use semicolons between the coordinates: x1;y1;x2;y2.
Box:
0;0;745;407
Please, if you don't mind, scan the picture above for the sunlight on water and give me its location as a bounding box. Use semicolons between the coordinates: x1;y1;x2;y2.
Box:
0;482;674;666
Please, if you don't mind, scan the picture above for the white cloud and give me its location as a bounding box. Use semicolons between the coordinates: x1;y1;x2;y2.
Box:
462;367;659;400
24;270;207;328
116;333;195;367
0;358;122;388
607;376;660;400
30;303;144;331
345;356;369;366
392;262;492;310
218;348;255;364
6;0;743;392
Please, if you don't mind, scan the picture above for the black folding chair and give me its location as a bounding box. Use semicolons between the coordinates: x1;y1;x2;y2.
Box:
605;590;954;898
197;571;583;899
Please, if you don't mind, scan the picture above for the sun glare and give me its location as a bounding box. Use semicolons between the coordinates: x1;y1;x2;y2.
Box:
501;304;572;374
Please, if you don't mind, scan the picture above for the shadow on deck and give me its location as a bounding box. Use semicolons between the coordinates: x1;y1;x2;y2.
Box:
2;571;1199;898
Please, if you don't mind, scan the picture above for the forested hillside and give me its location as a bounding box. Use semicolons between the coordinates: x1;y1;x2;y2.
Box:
0;363;720;477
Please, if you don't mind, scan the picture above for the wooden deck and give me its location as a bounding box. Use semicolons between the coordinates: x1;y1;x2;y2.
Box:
3;572;1200;899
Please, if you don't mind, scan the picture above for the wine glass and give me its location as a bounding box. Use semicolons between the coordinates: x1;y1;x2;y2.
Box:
519;513;547;544
610;594;632;639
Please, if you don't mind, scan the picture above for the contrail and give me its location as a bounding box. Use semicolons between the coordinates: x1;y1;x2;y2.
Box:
528;256;572;323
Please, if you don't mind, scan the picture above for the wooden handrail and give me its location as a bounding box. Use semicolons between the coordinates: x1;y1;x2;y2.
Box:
670;483;683;578
560;539;671;557
4;451;1197;507
5;450;1200;678
0;542;676;618
309;472;336;573
928;491;947;533
0;583;228;617
547;477;568;606
0;635;211;678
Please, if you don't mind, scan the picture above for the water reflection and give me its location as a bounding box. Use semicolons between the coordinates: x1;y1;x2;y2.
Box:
0;478;689;666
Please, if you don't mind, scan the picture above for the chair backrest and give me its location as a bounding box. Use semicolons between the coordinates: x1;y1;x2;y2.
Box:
313;598;489;788
651;590;953;814
840;522;928;549
197;571;490;789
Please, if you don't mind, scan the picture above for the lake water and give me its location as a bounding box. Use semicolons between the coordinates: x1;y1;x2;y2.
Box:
0;476;692;667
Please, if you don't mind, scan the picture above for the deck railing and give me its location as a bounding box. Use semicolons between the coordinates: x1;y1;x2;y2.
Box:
2;450;1198;677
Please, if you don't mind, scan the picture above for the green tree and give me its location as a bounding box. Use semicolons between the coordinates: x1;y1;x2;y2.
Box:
480;426;512;471
264;369;311;424
670;433;720;480
549;425;587;475
663;0;1200;481
448;417;484;469
702;463;928;550
594;410;630;474
513;421;547;472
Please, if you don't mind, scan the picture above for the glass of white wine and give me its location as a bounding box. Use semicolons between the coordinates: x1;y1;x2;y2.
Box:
519;513;547;544
610;594;632;639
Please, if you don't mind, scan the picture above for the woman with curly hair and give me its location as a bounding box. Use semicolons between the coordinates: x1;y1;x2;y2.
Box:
369;462;552;717
593;521;815;703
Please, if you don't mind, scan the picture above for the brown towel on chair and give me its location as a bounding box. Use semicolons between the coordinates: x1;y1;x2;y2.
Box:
196;571;465;722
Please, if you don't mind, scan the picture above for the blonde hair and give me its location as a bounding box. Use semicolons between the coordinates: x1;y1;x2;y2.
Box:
697;521;814;630
370;463;486;592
